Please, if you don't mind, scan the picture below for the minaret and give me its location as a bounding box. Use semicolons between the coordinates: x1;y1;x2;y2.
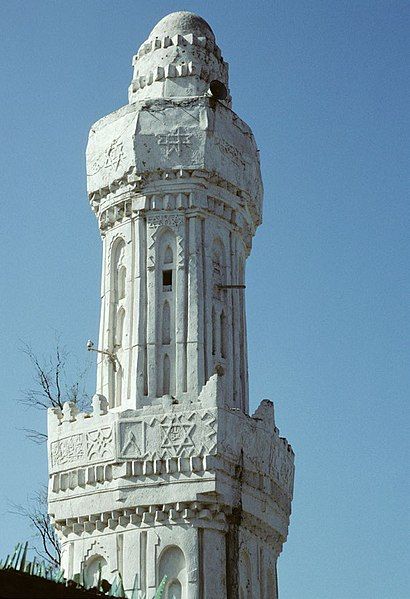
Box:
48;12;294;598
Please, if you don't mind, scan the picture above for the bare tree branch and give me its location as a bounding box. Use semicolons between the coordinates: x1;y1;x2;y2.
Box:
18;428;48;445
9;488;61;568
14;339;92;563
18;339;91;442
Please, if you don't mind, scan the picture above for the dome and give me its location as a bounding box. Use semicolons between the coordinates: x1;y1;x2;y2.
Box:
149;11;215;42
128;11;230;106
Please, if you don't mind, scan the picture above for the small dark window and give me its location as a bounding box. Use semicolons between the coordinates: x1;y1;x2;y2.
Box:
162;269;172;291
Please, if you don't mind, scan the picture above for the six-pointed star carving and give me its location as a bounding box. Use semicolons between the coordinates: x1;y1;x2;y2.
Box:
161;415;195;456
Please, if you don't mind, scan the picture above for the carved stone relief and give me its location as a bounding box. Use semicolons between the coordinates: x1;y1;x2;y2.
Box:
147;213;184;229
116;409;217;461
118;420;147;459
50;434;84;467
104;138;124;170
160;413;196;457
156;128;192;157
86;427;114;462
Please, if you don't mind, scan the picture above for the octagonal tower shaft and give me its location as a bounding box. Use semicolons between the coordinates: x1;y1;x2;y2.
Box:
87;97;260;412
87;21;262;414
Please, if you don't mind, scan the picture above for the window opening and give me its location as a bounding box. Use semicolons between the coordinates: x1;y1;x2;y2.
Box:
163;269;173;291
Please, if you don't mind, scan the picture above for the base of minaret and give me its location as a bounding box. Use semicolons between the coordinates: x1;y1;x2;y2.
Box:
48;374;294;598
59;517;282;597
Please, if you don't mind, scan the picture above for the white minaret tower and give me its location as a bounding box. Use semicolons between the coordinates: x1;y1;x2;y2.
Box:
48;12;294;598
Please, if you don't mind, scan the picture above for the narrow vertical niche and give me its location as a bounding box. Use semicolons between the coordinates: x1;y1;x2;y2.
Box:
162;244;174;292
115;307;125;348
220;310;227;359
143;345;148;397
212;307;216;356
162;301;171;345
117;265;126;301
163;354;170;395
115;365;123;407
239;257;246;408
140;531;147;596
164;245;173;264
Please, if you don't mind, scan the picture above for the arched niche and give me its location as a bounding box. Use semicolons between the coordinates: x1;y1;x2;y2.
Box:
158;545;187;599
111;237;126;303
84;554;109;588
108;237;126;408
164;245;174;264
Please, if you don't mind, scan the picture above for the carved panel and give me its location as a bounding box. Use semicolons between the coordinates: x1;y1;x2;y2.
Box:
199;411;217;454
160;413;196;458
86;427;114;462
118;408;217;461
118;420;147;459
88;138;125;177
50;434;84;467
147;213;184;229
104;138;124;170
156;128;192;157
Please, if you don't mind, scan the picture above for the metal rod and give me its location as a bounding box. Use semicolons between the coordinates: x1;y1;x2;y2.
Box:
87;346;118;371
216;284;246;289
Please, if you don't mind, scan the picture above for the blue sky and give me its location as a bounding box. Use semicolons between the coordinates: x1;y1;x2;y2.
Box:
0;1;408;597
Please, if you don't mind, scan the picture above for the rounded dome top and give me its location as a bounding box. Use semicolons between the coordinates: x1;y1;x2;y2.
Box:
149;11;215;42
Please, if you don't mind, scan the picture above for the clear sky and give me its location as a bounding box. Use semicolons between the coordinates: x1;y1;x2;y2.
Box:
0;1;408;597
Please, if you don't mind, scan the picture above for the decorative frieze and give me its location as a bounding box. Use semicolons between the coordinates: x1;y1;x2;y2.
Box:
147;213;184;229
55;500;231;538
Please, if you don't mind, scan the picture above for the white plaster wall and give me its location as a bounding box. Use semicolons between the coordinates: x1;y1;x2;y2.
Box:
48;12;294;598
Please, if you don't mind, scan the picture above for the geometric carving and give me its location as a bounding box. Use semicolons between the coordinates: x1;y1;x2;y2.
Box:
86;427;114;461
160;413;196;457
199;411;217;455
104;138;124;170
119;420;146;459
117;409;218;461
148;213;184;229
50;434;84;466
157;128;192;157
87;138;124;178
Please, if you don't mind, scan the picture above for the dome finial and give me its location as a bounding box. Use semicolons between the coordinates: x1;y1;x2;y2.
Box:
149;11;215;41
128;11;230;105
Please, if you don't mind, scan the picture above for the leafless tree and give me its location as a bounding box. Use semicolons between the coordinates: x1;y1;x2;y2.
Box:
10;488;61;568
19;341;90;443
14;340;91;567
